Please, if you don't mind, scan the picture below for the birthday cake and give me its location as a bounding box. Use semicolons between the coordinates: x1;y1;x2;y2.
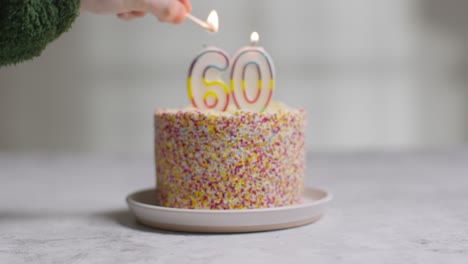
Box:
155;32;305;209
155;102;306;209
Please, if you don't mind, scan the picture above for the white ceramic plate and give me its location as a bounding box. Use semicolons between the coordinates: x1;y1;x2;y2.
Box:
127;187;332;233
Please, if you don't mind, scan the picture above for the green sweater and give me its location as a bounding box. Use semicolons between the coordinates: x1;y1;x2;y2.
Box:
0;0;80;67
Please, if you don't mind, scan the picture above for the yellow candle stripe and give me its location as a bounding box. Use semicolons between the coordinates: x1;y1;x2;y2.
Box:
203;90;219;100
187;77;194;99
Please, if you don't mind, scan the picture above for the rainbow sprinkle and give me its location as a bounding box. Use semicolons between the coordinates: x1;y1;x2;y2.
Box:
155;102;306;209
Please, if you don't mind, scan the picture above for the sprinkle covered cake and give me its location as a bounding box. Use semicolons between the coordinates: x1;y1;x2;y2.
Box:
155;102;306;209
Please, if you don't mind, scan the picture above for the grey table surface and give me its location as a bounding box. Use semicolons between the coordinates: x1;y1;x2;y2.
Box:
0;150;467;264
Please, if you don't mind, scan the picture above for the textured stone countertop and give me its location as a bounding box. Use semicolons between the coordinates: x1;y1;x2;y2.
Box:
1;150;467;263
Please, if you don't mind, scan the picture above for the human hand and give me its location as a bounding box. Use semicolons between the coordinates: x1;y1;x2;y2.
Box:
81;0;192;24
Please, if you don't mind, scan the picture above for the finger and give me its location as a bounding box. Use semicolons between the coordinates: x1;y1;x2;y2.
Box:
144;0;187;24
117;12;133;20
178;0;192;13
117;12;136;20
166;1;186;24
117;10;147;20
130;10;147;17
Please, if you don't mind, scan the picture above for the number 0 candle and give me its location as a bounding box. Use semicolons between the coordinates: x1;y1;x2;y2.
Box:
230;32;275;112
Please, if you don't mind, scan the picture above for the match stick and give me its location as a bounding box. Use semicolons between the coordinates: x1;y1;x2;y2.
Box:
186;13;217;32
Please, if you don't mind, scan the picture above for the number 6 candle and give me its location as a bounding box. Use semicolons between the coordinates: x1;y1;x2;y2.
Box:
188;47;230;111
230;32;275;112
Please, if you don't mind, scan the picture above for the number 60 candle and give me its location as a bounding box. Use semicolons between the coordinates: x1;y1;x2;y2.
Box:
187;30;275;112
230;32;275;112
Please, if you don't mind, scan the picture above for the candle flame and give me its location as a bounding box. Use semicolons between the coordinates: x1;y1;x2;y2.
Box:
250;32;259;43
206;10;219;32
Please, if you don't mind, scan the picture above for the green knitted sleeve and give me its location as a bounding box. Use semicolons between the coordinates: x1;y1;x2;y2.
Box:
0;0;80;67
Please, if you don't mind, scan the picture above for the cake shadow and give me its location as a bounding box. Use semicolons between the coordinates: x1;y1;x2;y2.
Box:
97;209;248;236
96;209;164;233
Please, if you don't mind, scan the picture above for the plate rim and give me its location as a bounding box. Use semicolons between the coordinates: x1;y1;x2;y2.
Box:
126;186;332;214
136;216;323;233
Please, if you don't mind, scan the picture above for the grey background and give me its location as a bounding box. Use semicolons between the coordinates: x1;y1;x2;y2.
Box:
1;0;468;153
